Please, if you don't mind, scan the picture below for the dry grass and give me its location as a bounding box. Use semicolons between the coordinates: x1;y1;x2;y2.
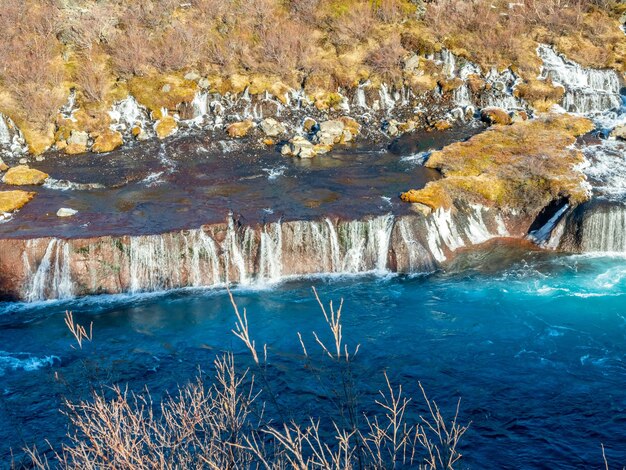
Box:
24;288;469;469
0;0;622;151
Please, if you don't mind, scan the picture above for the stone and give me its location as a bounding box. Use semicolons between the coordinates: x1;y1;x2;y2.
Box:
184;71;201;81
2;165;48;185
259;118;286;137
65;143;88;155
303;117;318;133
161;84;172;93
35;156;45;162
19;158;28;164
91;130;123;153
511;110;528;123
611;124;626;140
0;157;7;172
433;120;452;131
316;120;345;145
0;190;35;213
226;120;254;138
480;107;512;126
338;116;361;136
56;207;78;217
282;136;317;159
404;53;420;73
155;116;178;139
68;130;89;147
262;138;275;146
198;78;210;90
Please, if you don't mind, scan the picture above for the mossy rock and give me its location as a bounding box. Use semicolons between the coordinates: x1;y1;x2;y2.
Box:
91;130;123;153
0;190;35;213
2;165;49;186
226;120;255;138
129;74;198;115
155;116;178;139
401;114;594;212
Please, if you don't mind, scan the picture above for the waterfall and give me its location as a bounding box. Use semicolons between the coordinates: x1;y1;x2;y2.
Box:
188;91;209;126
24;240;73;301
538;44;621;114
528;204;570;246
110;96;150;133
185;230;220;287
576;205;626;253
129;234;183;292
10;210;514;301
0;114;27;155
258;222;283;282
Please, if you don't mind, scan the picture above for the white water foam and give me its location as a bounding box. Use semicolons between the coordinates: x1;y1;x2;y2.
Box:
0;351;59;376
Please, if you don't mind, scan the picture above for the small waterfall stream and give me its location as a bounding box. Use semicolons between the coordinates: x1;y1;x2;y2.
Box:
538;45;622;114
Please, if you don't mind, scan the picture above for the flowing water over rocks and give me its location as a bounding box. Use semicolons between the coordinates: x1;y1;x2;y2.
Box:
2;206;516;301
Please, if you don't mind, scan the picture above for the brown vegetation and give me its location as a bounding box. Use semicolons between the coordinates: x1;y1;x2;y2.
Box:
0;0;622;153
401;114;595;211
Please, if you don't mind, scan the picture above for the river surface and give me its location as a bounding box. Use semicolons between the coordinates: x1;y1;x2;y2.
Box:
1;245;625;468
0;125;483;239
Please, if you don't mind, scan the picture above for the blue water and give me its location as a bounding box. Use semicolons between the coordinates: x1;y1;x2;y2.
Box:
1;248;625;468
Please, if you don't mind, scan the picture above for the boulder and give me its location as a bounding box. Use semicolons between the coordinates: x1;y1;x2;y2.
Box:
155;116;178;139
611;124;626;140
226;120;254;138
57;207;78;217
0;157;7;172
198;77;210;90
91;130;123;153
339;117;361;139
184;71;201;81
303;117;318;133
68;130;89;147
282;136;317;159
511;110;529;123
316;120;345;145
2;165;48;185
65;143;88;155
260;118;286;137
0;190;35;213
480;107;512;126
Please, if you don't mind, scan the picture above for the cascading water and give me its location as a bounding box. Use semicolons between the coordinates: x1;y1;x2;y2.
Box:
110;96;151;134
14;211;512;301
538;44;622;114
23;240;73;302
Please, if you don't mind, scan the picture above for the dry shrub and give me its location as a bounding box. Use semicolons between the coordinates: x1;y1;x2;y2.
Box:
372;0;416;23
25;290;469;469
0;0;66;127
74;56;111;104
256;18;312;73
288;0;322;23
148;22;201;72
330;2;375;46
366;34;407;84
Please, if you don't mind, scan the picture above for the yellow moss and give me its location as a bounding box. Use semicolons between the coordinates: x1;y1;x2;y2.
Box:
14;122;55;156
514;79;565;111
226;120;254;138
2;165;49;186
91;129;123;153
155;116;178;139
65;143;88;155
129;74;198;114
0;190;35;213
402;114;594;211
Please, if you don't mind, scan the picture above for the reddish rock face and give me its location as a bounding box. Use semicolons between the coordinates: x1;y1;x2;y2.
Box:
0;206;533;302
